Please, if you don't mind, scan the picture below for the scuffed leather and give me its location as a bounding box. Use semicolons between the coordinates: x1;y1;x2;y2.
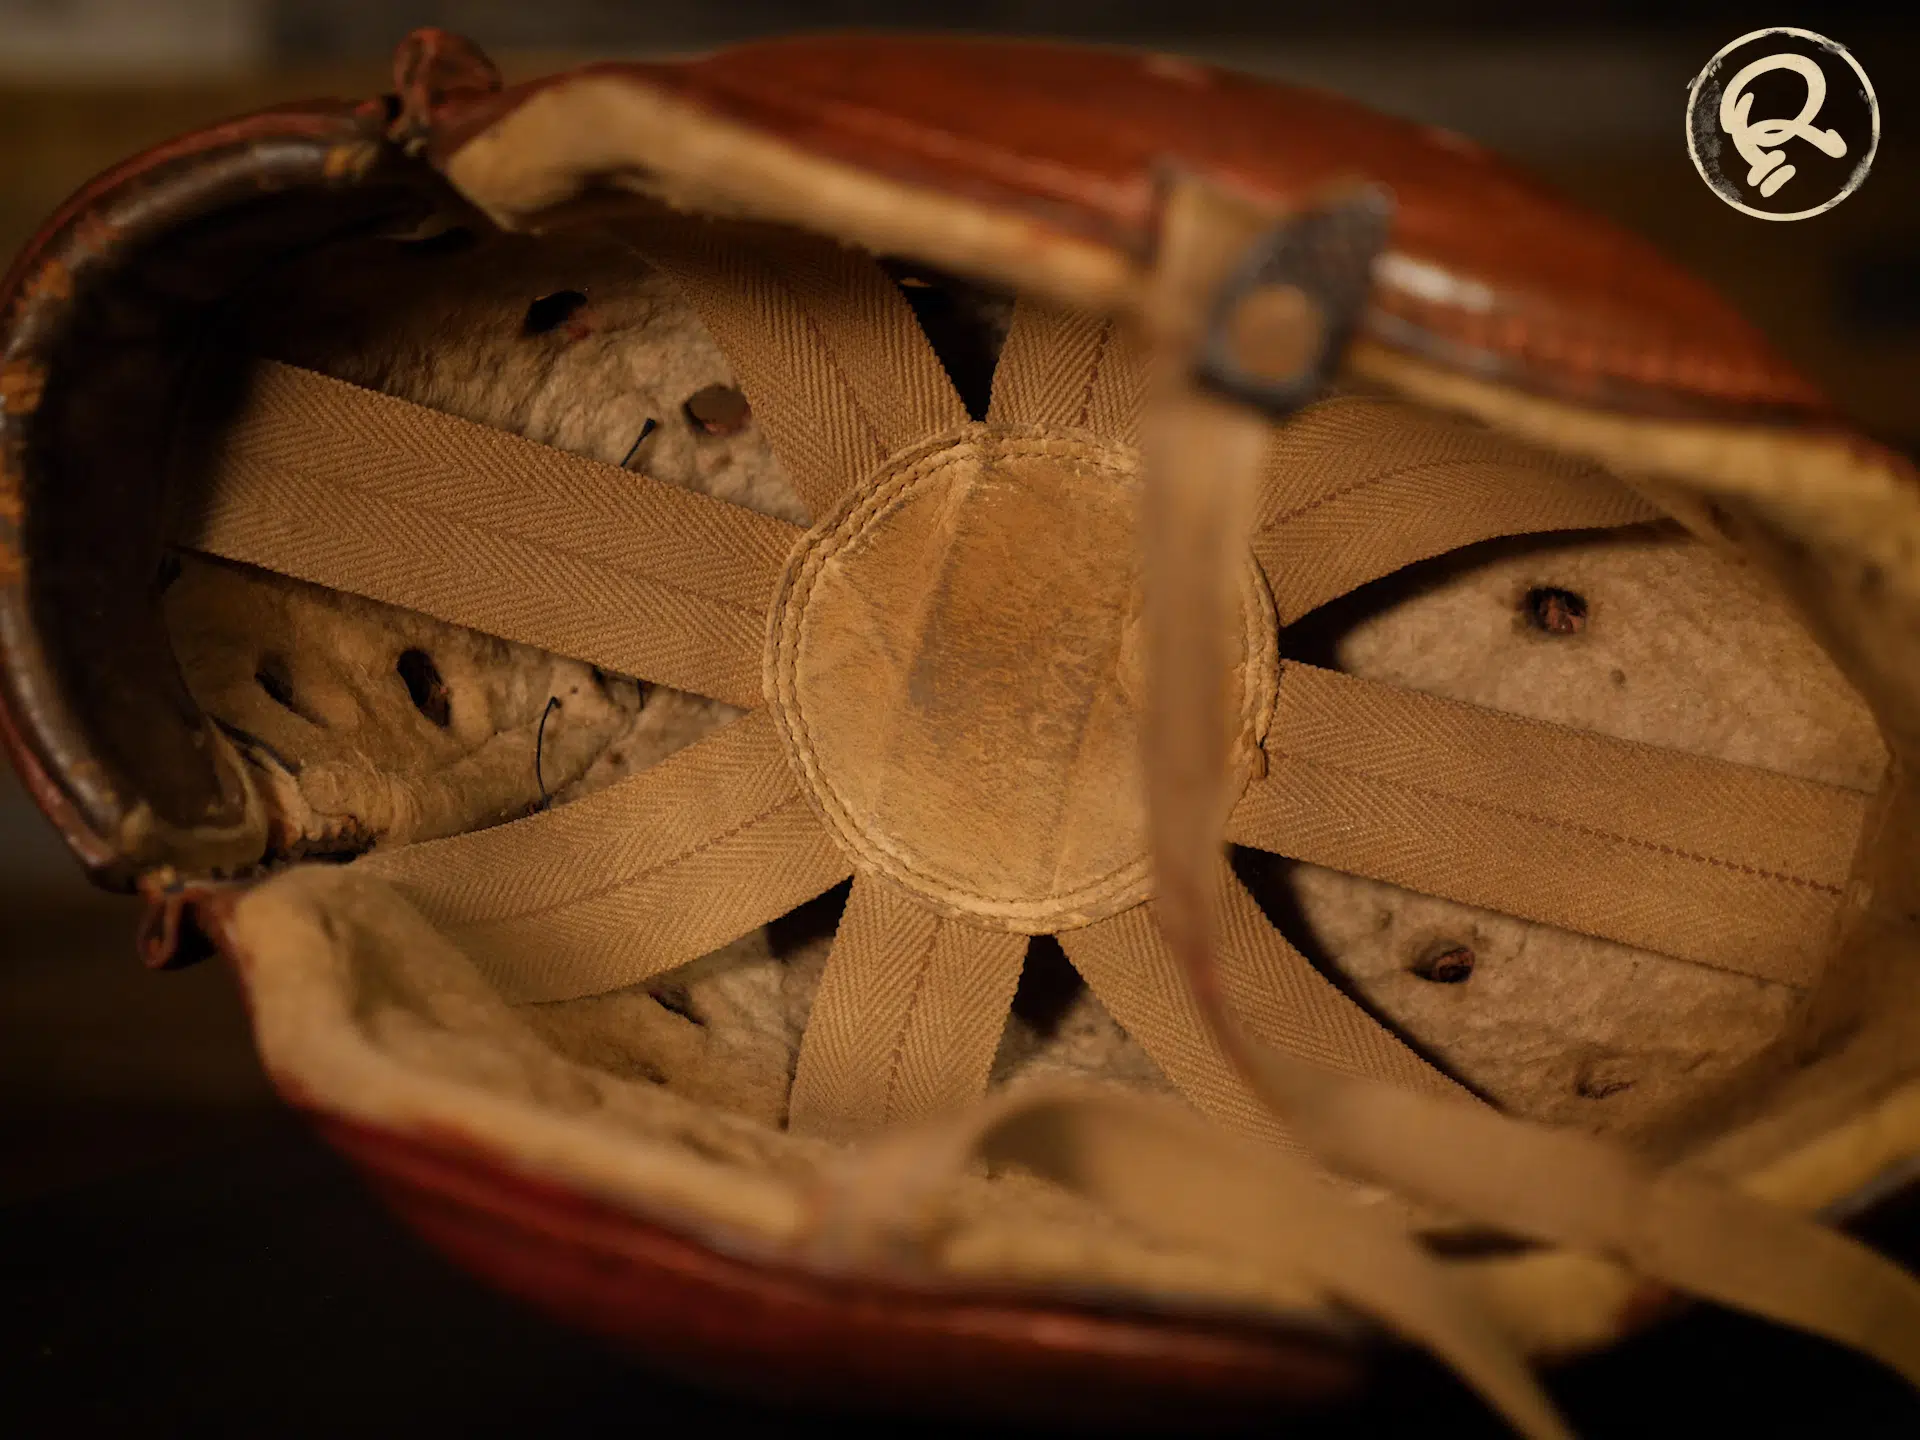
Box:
767;425;1276;932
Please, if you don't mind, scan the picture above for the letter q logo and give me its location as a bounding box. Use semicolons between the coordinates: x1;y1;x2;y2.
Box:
1687;28;1879;220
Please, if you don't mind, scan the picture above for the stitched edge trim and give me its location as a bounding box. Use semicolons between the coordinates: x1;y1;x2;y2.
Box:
765;422;1277;933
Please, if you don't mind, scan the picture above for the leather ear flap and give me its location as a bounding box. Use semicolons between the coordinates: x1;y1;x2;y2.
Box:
0;101;436;881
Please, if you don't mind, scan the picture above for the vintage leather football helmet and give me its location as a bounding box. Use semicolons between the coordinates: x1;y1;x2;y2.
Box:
4;29;1918;1435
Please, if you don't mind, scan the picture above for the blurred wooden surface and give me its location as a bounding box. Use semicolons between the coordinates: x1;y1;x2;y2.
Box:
0;768;277;1204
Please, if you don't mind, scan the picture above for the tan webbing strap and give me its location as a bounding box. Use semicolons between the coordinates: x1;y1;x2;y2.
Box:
1060;904;1294;1151
987;299;1146;445
1211;861;1476;1102
1058;860;1470;1151
1229;663;1868;985
789;873;1029;1140
1255;395;1661;625
816;1088;1570;1440
357;710;851;1002
617;216;968;519
1238;1041;1920;1392
186;362;796;709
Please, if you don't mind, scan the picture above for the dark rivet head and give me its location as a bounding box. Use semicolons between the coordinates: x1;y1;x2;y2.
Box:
684;383;751;436
1411;944;1475;983
1525;586;1588;636
1224;282;1322;385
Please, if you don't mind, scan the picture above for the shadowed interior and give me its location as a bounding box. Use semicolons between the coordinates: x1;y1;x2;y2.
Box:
8;163;1915;1428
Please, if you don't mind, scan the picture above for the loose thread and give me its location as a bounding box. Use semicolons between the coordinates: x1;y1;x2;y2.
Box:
533;695;562;811
620;417;658;469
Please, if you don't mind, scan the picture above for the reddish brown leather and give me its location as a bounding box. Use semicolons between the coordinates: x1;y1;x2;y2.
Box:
430;35;1823;418
314;1112;1368;1424
0;101;424;881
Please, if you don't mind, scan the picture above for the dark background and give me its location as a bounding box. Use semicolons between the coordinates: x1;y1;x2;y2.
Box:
2;3;1918;1435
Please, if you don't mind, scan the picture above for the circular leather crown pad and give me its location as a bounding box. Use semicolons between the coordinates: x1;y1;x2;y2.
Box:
766;425;1280;933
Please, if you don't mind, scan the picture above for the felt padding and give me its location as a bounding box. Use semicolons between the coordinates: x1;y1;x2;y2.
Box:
165;225;794;859
1263;526;1886;1138
161;218;1889;1159
225;862;1339;1323
165;555;646;858
133;204;1920;1387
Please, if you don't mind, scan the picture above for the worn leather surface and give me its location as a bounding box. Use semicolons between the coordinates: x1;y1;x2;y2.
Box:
434;36;1822;417
318;1113;1363;1425
0;102;434;879
767;425;1273;933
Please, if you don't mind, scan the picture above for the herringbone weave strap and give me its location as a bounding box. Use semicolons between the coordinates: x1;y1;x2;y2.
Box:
1254;395;1661;624
790;873;1029;1139
1230;663;1869;984
989;299;1146;445
1061;903;1296;1151
180;227;1919;1428
620;215;968;519
358;711;850;1001
187;362;796;708
1059;859;1471;1150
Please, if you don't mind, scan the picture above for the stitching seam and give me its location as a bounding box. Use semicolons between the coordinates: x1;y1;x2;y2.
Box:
775;431;1156;918
1255;753;1846;895
1073;318;1113;431
447;793;816;928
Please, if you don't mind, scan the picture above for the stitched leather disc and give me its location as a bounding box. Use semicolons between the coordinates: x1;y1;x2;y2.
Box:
765;425;1278;932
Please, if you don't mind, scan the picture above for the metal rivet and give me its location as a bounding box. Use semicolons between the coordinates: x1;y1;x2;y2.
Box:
1525;586;1588;635
1411;944;1475;983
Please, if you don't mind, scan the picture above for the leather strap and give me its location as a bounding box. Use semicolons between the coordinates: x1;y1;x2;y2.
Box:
1134;177;1280;1120
1059;859;1472;1151
817;1086;1571;1440
1237;1035;1920;1392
